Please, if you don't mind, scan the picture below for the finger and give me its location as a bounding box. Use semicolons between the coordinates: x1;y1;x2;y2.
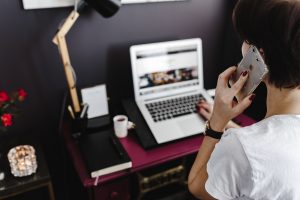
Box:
199;98;205;103
232;93;255;115
199;107;211;120
218;66;237;85
196;99;205;106
231;70;249;96
199;102;213;112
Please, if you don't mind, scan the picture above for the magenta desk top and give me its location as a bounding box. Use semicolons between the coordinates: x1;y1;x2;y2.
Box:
63;114;256;188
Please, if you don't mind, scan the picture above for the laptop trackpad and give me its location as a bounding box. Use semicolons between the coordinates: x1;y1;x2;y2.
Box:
177;116;205;135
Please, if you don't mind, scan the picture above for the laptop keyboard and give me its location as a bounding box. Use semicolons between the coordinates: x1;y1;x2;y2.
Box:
145;94;205;122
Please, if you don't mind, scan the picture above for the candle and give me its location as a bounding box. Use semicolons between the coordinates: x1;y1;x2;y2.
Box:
7;145;37;177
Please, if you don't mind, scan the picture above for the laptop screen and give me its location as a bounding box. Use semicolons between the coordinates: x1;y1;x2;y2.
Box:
134;44;200;97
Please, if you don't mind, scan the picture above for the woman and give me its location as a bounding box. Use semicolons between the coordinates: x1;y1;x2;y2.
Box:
188;0;300;199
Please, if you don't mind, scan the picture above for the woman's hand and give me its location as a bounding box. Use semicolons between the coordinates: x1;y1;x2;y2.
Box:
197;100;213;120
197;99;241;129
209;66;255;132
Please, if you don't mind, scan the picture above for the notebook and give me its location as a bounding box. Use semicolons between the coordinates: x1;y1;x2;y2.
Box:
130;38;213;144
79;129;132;178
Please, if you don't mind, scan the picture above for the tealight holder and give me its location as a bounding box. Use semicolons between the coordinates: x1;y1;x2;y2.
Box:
7;145;37;177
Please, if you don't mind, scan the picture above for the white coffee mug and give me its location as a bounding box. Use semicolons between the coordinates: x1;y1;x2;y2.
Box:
113;115;134;138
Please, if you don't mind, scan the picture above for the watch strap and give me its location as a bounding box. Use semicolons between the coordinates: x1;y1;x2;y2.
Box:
204;120;223;139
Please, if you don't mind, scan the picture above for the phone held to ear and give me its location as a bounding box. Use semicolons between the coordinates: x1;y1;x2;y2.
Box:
229;45;269;102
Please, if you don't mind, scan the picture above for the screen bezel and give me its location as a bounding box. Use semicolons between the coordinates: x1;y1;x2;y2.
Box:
130;38;204;101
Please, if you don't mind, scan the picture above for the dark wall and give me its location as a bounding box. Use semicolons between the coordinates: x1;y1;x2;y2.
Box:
0;0;234;134
1;0;266;199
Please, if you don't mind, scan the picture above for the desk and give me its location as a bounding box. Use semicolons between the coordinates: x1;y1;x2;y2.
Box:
62;114;255;200
0;140;55;200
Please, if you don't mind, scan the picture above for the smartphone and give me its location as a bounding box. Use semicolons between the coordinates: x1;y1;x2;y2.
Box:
229;45;269;102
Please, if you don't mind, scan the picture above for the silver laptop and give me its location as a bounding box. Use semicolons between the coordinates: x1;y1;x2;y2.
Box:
130;38;213;144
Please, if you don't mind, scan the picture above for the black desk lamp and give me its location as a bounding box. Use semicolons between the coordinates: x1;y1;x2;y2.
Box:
53;0;121;114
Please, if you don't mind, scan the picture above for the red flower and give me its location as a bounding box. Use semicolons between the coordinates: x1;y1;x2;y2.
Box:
0;91;9;102
1;113;13;127
18;89;27;101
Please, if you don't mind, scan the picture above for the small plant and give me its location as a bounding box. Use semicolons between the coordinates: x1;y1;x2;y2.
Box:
0;89;26;132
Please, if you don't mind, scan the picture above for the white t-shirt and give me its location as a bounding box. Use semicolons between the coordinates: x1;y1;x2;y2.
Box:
205;115;300;200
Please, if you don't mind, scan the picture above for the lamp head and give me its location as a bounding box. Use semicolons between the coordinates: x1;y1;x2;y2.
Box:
84;0;121;18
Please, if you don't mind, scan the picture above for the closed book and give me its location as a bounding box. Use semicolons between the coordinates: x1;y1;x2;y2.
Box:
79;129;132;178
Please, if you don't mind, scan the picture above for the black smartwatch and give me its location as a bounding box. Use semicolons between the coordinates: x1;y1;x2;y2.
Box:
204;120;223;140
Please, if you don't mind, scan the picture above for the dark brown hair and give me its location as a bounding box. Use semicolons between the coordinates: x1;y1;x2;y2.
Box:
233;0;300;88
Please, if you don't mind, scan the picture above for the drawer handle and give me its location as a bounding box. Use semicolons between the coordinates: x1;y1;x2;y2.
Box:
110;191;119;199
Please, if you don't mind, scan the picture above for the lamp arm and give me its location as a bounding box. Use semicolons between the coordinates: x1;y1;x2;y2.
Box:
53;10;81;113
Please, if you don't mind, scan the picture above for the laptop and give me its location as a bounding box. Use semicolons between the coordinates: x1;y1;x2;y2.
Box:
130;38;213;144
